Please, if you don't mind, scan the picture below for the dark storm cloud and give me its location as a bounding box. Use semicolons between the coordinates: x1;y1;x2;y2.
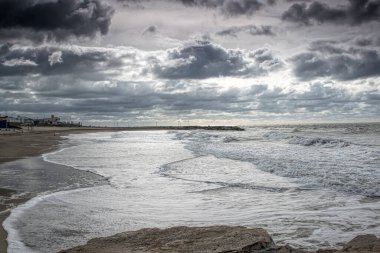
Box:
282;0;380;25
0;42;283;80
291;43;380;80
308;40;347;54
309;36;380;52
0;45;127;77
0;0;114;42
286;0;311;2
1;42;377;119
282;1;345;25
354;36;380;47
1;77;378;119
178;0;267;16
275;83;356;113
39;81;162;112
244;83;378;116
151;41;282;79
116;0;145;7
0;76;30;91
215;25;275;37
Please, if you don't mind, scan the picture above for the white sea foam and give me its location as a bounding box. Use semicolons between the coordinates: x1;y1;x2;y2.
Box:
179;127;380;197
4;188;92;253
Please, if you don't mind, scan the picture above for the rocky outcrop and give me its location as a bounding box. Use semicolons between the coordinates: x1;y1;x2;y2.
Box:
317;234;380;253
58;226;379;253
59;226;274;253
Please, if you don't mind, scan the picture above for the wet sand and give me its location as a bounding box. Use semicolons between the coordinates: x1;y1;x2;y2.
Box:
0;188;30;253
0;127;125;252
0;211;10;252
0;126;130;164
0;188;16;252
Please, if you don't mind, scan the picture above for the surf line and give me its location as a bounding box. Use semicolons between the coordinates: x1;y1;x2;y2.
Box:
157;155;208;174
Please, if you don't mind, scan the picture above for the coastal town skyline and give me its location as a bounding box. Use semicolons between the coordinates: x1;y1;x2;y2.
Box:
0;0;379;125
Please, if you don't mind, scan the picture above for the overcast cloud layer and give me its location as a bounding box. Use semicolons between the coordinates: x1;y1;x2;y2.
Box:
0;0;379;124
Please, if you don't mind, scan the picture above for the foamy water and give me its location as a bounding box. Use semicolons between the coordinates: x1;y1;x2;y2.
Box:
4;125;380;253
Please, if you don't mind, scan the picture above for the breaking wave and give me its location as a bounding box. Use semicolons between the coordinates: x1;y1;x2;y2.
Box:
263;132;351;148
174;125;380;198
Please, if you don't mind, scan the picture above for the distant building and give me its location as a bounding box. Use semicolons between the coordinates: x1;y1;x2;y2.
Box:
0;116;8;129
0;116;22;129
6;115;34;125
33;115;62;126
6;116;18;123
49;115;61;125
1;114;81;127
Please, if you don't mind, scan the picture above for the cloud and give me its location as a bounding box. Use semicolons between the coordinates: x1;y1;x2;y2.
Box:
0;44;127;77
0;42;283;80
308;40;347;54
274;83;358;114
178;0;267;16
0;42;378;121
219;0;264;16
1;76;378;121
0;41;283;81
215;25;275;37
291;42;380;80
2;58;38;67
282;0;380;25
285;0;311;2
354;36;380;47
48;51;63;66
151;41;282;79
282;1;345;25
0;0;114;42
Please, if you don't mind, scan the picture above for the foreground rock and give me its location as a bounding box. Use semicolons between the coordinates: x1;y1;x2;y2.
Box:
321;234;380;253
59;226;379;253
59;226;274;253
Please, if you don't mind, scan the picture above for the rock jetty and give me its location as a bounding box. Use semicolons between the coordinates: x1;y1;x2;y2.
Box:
124;126;245;131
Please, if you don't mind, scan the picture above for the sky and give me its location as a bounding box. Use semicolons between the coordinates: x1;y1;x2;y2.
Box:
0;0;379;126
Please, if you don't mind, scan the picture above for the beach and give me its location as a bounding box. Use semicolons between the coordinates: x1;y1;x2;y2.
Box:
1;124;379;253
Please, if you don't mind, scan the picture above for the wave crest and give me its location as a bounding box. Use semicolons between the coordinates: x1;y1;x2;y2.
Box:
264;132;350;148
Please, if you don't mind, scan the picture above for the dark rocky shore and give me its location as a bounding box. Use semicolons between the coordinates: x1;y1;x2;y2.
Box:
59;226;379;253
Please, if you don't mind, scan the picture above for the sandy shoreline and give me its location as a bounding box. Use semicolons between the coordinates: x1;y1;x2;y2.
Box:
0;188;17;253
0;127;127;252
0;126;134;163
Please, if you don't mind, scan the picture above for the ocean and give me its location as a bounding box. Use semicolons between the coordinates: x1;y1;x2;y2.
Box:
3;123;380;252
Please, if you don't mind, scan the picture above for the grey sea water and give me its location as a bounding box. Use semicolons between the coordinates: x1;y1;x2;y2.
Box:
3;123;380;253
